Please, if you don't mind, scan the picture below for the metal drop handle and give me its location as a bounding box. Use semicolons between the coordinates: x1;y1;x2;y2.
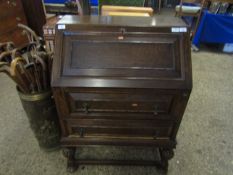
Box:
154;105;158;115
79;128;84;138
153;131;158;139
82;103;89;114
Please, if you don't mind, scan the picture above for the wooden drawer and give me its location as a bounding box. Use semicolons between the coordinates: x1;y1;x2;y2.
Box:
66;91;174;115
0;0;23;19
0;12;26;35
65;119;173;139
0;28;27;46
70;112;172;120
0;0;28;47
0;0;27;35
61;136;175;147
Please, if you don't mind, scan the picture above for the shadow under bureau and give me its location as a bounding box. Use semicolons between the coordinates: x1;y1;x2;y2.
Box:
51;15;192;173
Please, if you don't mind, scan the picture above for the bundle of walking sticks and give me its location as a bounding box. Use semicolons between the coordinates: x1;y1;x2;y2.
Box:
0;24;53;94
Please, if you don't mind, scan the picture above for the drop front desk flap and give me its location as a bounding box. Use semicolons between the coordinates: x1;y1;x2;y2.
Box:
51;15;192;172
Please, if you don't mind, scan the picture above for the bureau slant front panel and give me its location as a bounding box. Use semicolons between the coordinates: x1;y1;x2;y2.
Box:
52;16;192;89
62;33;181;78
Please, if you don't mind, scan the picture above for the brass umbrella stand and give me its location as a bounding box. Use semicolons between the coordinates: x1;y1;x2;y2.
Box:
0;24;60;151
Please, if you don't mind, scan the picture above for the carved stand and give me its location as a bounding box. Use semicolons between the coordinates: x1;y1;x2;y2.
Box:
62;147;174;173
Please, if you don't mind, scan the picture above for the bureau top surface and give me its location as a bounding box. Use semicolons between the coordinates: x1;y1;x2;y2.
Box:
57;15;188;28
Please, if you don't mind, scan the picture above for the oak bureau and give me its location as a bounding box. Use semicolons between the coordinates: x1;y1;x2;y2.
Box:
51;15;192;173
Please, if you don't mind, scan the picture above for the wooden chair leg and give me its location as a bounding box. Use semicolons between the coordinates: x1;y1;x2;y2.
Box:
157;148;174;173
159;0;162;13
193;0;207;37
193;13;202;37
144;0;149;7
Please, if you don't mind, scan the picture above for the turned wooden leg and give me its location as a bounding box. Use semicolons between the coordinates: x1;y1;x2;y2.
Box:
157;148;174;173
160;148;174;160
63;147;77;173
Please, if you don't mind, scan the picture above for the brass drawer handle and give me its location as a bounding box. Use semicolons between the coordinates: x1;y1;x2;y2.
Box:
153;131;158;139
154;105;158;115
82;103;90;114
79;128;84;138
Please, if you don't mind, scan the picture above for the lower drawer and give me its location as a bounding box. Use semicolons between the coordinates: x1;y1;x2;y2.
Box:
61;136;176;147
70;112;172;120
65;119;173;139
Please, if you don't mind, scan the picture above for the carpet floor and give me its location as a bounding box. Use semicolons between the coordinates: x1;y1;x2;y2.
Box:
0;50;233;175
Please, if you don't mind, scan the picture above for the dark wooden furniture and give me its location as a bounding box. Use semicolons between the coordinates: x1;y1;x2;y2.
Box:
0;0;28;46
175;0;204;37
43;16;62;52
52;15;192;173
44;3;79;15
44;0;90;16
21;0;46;37
0;0;46;47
